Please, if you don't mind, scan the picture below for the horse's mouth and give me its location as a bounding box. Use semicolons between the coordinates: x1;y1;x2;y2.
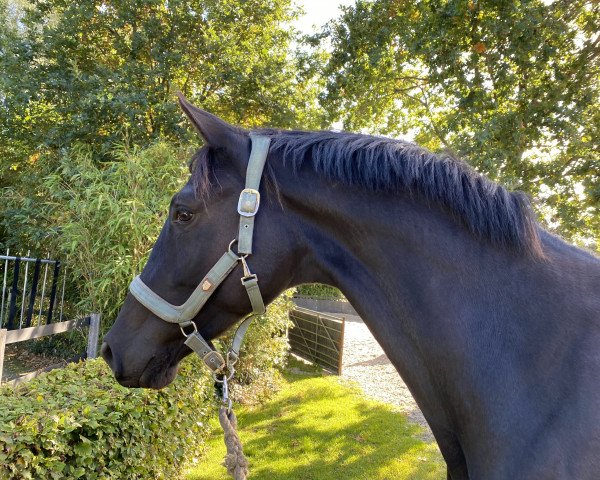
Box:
138;362;179;389
116;361;178;389
117;344;189;389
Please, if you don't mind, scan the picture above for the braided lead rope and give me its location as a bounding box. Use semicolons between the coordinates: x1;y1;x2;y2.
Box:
219;406;249;480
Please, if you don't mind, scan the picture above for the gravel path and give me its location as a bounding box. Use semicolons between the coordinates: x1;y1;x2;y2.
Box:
334;313;435;442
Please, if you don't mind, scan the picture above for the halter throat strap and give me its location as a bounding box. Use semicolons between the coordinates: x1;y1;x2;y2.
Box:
128;134;270;373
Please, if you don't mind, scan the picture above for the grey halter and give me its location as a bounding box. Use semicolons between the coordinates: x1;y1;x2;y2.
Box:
129;134;270;374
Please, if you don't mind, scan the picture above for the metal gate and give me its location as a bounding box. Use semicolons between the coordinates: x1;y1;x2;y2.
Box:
288;307;345;374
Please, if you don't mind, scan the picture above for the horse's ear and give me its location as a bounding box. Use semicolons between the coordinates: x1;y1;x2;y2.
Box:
177;93;247;154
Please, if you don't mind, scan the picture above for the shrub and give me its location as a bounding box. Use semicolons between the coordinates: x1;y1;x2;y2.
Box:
0;290;294;478
223;291;293;405
0;357;214;480
295;283;343;299
1;142;190;326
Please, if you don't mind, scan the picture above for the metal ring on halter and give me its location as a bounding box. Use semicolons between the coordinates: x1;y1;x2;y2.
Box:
179;320;197;338
212;364;235;383
227;351;239;368
228;239;248;260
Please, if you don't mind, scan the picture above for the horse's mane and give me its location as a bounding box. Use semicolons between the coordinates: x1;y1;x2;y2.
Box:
192;129;542;256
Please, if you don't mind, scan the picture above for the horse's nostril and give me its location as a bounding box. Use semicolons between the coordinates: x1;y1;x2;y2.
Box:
100;342;113;364
101;341;124;379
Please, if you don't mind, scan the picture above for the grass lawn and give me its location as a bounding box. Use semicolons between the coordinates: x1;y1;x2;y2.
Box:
185;359;445;480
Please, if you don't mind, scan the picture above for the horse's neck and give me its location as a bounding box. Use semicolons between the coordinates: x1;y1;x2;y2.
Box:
289;179;528;334
285;174;599;447
286;174;598;343
288;178;517;358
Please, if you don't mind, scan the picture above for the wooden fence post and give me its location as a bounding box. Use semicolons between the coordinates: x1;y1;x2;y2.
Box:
0;329;7;384
86;313;101;359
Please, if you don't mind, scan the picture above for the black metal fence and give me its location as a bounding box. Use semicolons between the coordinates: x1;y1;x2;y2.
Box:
0;250;67;331
0;251;101;385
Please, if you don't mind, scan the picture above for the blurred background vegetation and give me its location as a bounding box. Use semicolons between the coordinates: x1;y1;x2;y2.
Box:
1;0;598;334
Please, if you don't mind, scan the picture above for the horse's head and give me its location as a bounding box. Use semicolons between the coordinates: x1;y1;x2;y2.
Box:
101;96;296;388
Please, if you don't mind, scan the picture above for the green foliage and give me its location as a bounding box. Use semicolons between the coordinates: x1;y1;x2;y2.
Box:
0;0;325;182
186;358;445;480
0;298;296;478
1;142;296;365
1;138;295;407
2;142;188;323
235;292;293;383
323;0;600;250
0;357;214;479
222;292;293;405
295;284;344;299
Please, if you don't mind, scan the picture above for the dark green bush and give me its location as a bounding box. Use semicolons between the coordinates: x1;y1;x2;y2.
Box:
0;291;294;479
0;357;214;479
0;140;294;476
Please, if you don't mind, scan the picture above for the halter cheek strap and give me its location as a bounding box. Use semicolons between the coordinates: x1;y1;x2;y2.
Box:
128;134;270;374
238;135;270;254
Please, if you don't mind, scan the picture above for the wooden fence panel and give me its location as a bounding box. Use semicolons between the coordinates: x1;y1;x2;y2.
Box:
288;307;345;374
4;317;90;344
0;314;101;386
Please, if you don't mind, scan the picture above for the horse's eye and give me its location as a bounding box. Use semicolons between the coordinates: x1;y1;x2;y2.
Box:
175;209;194;223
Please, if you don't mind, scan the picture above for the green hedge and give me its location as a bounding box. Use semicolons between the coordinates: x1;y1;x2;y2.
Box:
0;357;214;479
295;284;343;299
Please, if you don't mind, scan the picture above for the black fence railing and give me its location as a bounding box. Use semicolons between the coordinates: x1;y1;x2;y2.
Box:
0;251;67;331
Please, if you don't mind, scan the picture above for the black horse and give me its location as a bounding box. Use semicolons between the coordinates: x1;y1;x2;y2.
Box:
102;97;600;479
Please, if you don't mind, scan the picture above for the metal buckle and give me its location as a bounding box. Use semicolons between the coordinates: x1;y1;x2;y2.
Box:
227;351;239;368
203;351;226;371
237;188;260;217
241;274;257;285
239;256;257;284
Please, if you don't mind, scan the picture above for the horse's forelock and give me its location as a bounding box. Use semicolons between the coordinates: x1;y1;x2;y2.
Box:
190;146;215;202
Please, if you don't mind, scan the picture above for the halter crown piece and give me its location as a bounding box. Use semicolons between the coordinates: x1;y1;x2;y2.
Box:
128;134;271;376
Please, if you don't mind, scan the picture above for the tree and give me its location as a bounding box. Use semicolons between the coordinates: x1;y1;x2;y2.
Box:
0;0;325;176
323;0;599;249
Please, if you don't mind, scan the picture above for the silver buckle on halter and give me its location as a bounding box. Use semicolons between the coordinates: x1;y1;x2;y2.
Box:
237;188;260;217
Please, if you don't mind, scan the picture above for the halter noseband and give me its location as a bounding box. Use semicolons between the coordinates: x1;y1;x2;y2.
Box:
128;134;271;375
